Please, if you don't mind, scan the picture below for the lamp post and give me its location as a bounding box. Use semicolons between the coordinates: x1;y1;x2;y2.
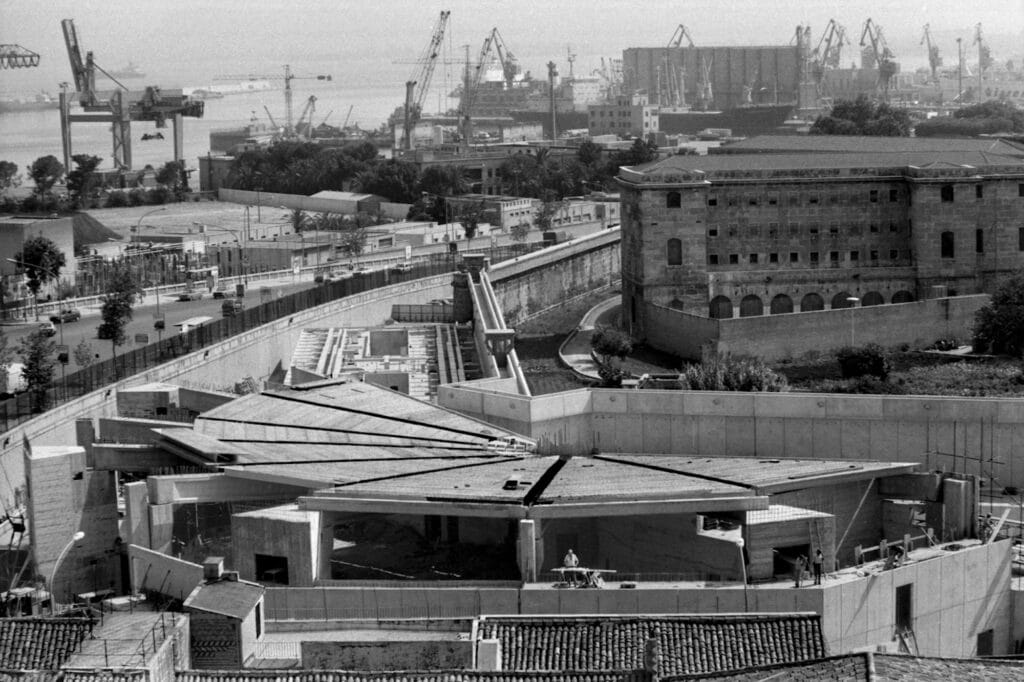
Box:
847;296;860;346
47;530;85;614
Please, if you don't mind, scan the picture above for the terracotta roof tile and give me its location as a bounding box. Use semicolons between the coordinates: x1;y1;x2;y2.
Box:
0;618;94;670
475;615;826;676
175;672;651;682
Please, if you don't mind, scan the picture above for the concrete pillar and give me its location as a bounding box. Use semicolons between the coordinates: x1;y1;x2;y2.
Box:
943;477;972;540
518;519;537;582
476;639;502;671
75;419;95;465
485;329;516;369
124;482;151;548
149;503;175;555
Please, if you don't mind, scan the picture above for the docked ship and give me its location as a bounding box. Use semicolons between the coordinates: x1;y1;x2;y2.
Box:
0;91;59;114
106;62;145;79
657;103;795;137
184;80;274;97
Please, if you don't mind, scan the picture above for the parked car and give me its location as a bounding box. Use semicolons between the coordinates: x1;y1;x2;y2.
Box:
389;261;413;274
178;291;204;302
38;321;57;337
211;289;227;299
49;309;82;324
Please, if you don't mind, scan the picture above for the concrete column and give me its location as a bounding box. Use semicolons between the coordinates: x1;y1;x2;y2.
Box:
75;419;96;465
452;272;473;323
476;639;502;671
518;519;537;582
149;503;175;555
124;482;151;548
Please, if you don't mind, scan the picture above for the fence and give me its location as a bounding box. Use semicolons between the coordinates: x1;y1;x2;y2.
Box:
0;244;542;433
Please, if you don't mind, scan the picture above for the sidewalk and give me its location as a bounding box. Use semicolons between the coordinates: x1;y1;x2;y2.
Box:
557;295;621;381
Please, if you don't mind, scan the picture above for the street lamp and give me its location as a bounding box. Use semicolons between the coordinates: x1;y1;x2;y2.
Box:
47;530;85;614
846;296;860;346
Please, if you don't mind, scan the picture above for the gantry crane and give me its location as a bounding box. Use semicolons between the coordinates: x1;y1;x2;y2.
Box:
921;24;942;84
0;44;40;69
860;18;898;101
460;28;518;145
402;10;450;151
60;18;204;171
662;25;694;107
215;65;332;139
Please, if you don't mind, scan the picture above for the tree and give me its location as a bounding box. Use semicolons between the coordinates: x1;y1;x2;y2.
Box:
810;95;911;137
510;220;531;242
338;226;368;261
973;272;1024;356
456;200;487;240
15;235;66;303
0;161;21;193
97;263;143;369
915;100;1024;137
417;165;468;198
73;339;96;369
18;329;56;412
66;154;103;208
590;326;633;388
534;193;565;233
353;159;421;203
156;160;189;199
28;155;65;196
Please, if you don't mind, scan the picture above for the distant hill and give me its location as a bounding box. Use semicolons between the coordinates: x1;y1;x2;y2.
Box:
72;212;120;249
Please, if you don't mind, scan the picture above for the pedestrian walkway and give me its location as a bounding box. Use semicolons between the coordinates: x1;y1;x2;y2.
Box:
557;295;621;381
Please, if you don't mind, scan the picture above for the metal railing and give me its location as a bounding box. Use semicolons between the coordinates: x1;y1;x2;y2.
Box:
0;245;541;433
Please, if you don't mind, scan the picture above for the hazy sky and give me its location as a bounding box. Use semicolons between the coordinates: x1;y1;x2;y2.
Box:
2;0;1022;93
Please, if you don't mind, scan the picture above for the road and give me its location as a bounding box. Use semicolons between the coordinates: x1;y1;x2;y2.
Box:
2;277;318;370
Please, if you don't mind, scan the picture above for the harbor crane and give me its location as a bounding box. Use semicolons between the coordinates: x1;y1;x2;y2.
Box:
808;20;847;102
859;18;897;101
662;25;694;107
460;27;518;146
0;44;40;69
60;18;204;171
215;65;331;139
921;24;942;84
402;10;450;151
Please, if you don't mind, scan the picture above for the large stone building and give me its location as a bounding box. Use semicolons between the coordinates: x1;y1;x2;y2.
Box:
616;136;1024;334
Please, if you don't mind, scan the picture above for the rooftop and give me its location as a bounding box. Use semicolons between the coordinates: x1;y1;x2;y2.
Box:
474;613;826;676
717;134;1024;156
184;577;264;620
0;618;94;670
177;673;649;682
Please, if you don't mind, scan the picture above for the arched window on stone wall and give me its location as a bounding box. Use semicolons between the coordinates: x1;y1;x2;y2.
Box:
892;290;915;303
669;298;685;310
667;238;682;266
941;231;955;259
800;293;824;312
861;291;885;306
739;295;764;317
831;292;855;309
666;191;681;208
709;295;733;319
770;294;793;314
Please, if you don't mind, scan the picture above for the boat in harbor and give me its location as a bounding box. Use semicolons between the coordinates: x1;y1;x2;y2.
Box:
657;103;795;137
0;91;59;115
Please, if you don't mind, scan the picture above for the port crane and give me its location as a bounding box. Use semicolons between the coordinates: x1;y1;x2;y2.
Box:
921;24;942;84
859;18;898;101
215;65;332;139
460;27;518;146
402;10;450;151
0;44;40;69
662;25;694;107
60;18;204;171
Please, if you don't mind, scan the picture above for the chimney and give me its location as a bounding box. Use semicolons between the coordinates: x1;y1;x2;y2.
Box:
203;557;224;581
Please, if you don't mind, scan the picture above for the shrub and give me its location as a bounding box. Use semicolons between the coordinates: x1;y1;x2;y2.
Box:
678;353;787;392
973;272;1024;356
128;188;149;206
105;190;129;208
836;344;889;379
590;325;633;363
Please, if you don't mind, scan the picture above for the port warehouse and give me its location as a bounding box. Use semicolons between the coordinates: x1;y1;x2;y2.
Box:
621;46;803;107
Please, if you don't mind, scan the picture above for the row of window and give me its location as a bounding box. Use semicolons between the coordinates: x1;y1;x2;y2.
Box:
664;184;1024;210
702;290;917;319
939;228;1024;258
707;221;906;238
705;250;909;266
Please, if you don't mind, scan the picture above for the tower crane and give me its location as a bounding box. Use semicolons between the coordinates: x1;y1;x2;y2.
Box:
809;20;847;102
668;24;695;48
402;10;450;151
294;96;317;138
859;18;897;101
921;24;942;84
215;65;332;139
0;44;40;69
59;18;204;171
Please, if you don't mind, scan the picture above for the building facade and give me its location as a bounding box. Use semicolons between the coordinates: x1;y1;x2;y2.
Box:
616;144;1024;335
588;95;659;138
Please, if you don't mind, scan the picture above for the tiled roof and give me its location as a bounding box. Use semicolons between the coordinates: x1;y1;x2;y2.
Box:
474;614;826;676
718;135;1024;155
0;672;147;682
184;579;264;620
175;672;651;682
664;652;1024;681
0;618;94;670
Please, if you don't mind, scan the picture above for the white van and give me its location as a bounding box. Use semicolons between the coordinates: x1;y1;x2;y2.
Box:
175;316;213;334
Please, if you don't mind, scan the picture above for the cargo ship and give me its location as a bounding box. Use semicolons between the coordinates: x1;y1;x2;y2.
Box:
657;103;795;137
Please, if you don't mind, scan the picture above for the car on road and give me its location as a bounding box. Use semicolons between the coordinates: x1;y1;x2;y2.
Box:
212;289;227;299
178;291;204;302
38;321;57;337
49;309;82;324
389;261;414;274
